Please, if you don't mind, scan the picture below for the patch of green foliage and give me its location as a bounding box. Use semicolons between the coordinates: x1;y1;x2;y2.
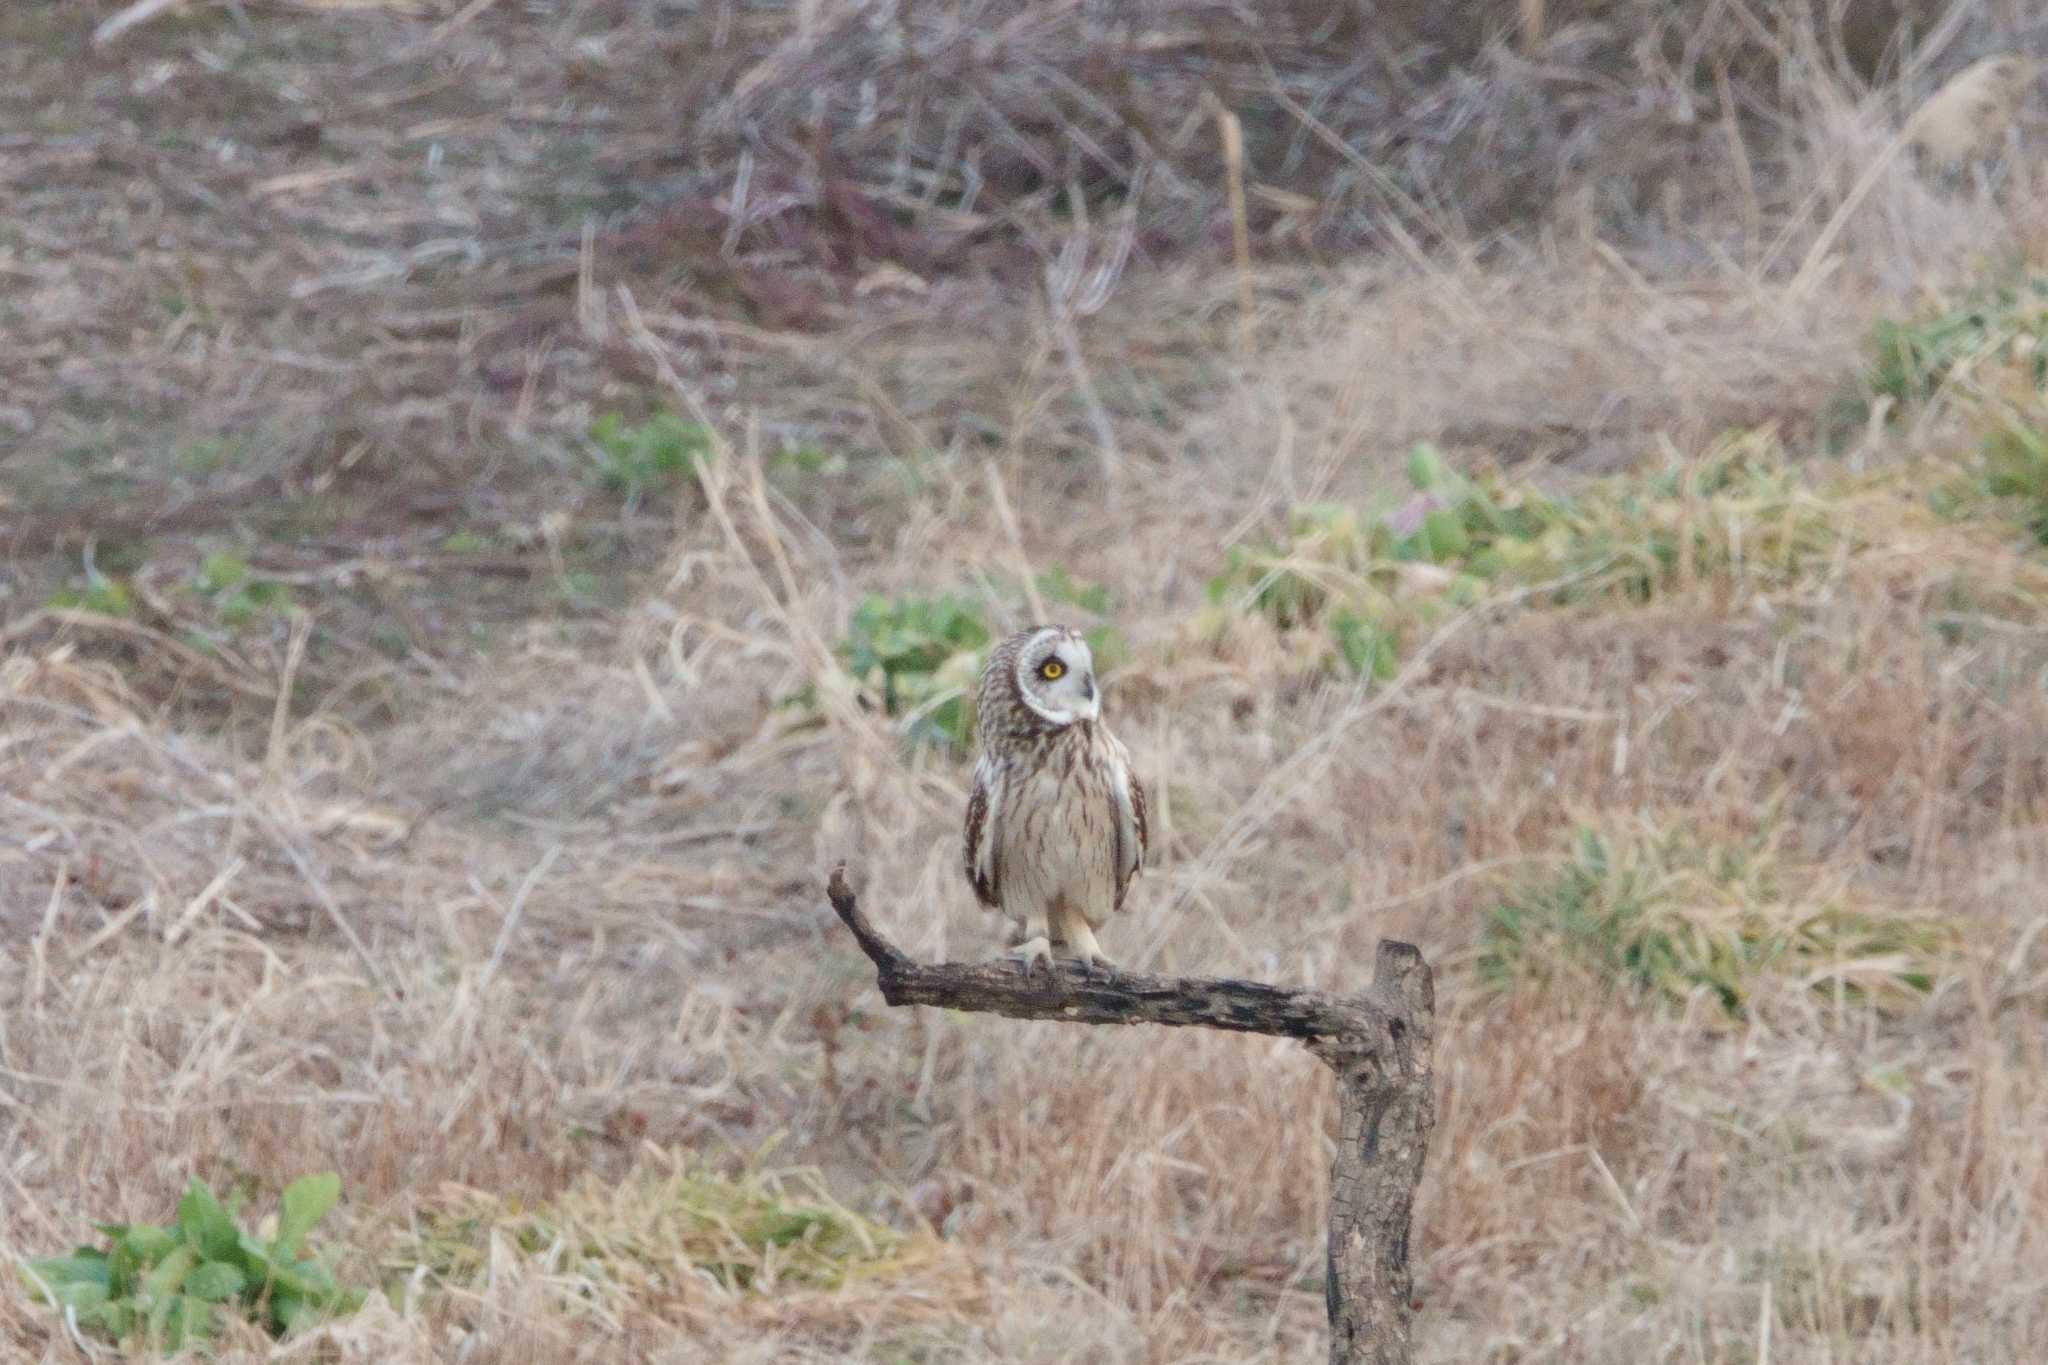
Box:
1078;622;1129;676
1862;274;2048;412
46;578;135;617
828;573;1122;748
197;551;293;626
590;410;712;495
1028;567;1128;672
1940;408;2048;545
839;593;993;748
1207;433;1836;679
1476;821;1953;1017
1861;274;2048;543
776;444;842;478
1981;414;2048;543
1824;272;2048;444
20;1174;366;1353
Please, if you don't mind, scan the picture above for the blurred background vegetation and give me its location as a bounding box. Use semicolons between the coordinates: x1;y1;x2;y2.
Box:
3;1;2047;1360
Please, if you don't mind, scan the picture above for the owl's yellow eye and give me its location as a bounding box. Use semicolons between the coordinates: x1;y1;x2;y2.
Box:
1040;659;1065;681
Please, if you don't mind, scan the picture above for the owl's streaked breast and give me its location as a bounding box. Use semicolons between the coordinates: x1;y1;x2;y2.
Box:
991;725;1124;931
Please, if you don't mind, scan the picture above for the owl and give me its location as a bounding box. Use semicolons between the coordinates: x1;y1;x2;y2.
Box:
963;625;1148;971
1907;54;2038;173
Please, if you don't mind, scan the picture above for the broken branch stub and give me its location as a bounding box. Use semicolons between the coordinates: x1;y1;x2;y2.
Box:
824;864;1434;1365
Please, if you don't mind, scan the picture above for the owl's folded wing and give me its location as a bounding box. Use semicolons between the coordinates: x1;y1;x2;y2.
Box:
1111;758;1148;911
963;756;1002;909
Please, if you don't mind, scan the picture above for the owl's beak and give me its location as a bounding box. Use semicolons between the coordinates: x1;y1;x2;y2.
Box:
1079;677;1099;718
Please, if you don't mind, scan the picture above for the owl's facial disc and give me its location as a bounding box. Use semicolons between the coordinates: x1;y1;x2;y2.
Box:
1016;628;1099;726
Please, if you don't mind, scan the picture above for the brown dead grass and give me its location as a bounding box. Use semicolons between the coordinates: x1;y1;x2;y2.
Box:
6;1;2048;1362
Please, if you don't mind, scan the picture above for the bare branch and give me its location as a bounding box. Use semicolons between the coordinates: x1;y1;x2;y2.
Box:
823;863;1436;1365
826;864;1375;1037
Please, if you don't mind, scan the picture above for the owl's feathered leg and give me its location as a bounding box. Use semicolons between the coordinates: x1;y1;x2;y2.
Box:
1009;906;1053;972
1063;915;1113;971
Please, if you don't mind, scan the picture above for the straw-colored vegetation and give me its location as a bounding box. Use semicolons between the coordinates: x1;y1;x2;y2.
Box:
4;1;2047;1361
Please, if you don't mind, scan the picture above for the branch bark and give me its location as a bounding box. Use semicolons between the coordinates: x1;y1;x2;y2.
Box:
825;865;1434;1365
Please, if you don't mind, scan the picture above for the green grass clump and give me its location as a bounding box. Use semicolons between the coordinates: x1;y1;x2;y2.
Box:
398;1160;911;1307
1862;274;2048;413
1208;432;1838;679
776;444;842;477
20;1174;366;1353
1854;271;2048;544
46;578;135;617
1983;420;2048;543
590;410;713;495
1476;821;1953;1017
1933;409;2048;548
1824;271;2048;444
197;551;293;626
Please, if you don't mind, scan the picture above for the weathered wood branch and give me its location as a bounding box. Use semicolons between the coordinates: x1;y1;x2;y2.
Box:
824;865;1434;1365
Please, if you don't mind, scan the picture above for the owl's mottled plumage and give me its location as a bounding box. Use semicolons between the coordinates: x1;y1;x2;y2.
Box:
1906;54;2038;172
964;625;1147;970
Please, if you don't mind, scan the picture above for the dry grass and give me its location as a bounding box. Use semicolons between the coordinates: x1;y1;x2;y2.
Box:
6;1;2048;1361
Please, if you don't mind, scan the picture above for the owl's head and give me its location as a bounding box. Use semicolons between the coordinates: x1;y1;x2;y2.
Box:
1000;624;1100;728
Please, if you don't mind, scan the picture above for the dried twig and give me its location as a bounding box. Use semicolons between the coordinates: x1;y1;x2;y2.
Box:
91;0;188;47
1209;95;1256;353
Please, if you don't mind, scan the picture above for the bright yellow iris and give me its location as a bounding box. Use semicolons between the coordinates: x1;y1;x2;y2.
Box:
1041;660;1065;680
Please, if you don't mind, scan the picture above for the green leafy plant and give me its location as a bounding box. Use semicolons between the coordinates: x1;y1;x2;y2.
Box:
839;593;993;747
1329;607;1399;681
20;1173;367;1352
830;578;1129;747
197;551;293;626
590;410;713;495
1205;442;1541;656
46;578;135;617
1207;433;1835;681
794;570;1125;748
1476;821;1953;1017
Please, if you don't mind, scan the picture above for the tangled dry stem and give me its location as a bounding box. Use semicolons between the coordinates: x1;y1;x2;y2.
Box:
825;866;1435;1365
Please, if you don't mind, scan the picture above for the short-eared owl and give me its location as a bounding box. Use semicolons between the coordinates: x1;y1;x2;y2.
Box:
964;625;1148;970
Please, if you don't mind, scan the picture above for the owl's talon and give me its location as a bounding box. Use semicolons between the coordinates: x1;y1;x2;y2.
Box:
1067;924;1113;973
1010;936;1054;973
